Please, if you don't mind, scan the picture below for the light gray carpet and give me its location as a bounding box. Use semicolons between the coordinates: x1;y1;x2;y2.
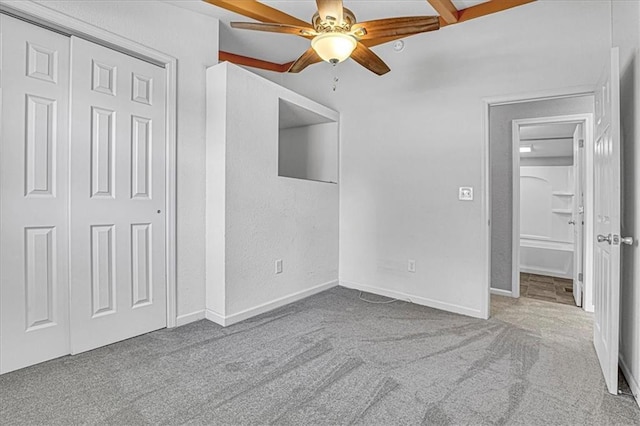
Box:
1;287;638;425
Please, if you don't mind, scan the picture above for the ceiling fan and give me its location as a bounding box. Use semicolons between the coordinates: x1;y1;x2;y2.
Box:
226;0;440;75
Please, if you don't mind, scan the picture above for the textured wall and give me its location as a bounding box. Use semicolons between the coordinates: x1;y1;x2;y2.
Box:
35;0;220;319
490;96;594;292
206;63;339;319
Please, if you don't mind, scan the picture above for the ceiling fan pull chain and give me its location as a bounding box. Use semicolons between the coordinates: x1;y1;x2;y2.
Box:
331;63;339;92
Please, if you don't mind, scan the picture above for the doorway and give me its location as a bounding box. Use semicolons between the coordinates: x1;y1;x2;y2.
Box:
484;92;596;314
512;115;593;309
484;50;631;398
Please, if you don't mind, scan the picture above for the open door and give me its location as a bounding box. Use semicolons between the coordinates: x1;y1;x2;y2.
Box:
593;48;621;395
572;123;584;307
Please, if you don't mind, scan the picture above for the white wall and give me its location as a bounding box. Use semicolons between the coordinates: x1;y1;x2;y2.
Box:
279;123;339;183
612;0;640;408
520;166;574;243
490;96;593;292
520;157;573;167
206;63;339;325
30;0;220;321
277;1;610;318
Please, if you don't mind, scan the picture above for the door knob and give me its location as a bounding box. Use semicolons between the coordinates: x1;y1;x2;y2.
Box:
597;234;612;244
621;236;635;246
568;220;576;225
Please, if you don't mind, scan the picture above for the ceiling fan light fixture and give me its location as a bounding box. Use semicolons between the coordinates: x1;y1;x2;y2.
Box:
311;32;357;64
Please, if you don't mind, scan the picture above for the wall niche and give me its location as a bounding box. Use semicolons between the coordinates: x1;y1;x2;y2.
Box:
278;98;338;184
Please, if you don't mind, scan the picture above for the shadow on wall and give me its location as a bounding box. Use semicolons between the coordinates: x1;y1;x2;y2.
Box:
619;46;639;395
621;54;636;252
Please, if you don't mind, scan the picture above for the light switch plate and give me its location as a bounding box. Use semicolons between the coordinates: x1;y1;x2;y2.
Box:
459;187;473;201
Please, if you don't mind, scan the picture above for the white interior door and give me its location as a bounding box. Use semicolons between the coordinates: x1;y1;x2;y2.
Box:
572;123;584;307
593;48;622;395
0;15;71;374
69;37;167;354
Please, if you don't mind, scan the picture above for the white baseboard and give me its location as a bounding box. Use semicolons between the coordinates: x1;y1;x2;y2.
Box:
619;354;640;408
490;288;514;297
205;280;338;327
175;310;205;327
339;280;483;319
205;309;227;326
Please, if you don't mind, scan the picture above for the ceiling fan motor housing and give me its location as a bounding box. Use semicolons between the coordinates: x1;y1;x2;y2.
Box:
312;8;356;33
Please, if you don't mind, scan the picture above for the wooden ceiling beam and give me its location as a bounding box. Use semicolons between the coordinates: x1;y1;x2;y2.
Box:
219;50;294;73
441;0;536;27
426;0;459;25
203;0;310;27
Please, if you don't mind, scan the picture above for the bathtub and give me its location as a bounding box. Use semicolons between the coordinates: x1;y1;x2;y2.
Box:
519;238;574;279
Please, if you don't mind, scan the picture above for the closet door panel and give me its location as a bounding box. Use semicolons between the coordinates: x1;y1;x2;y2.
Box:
0;15;71;374
69;37;167;354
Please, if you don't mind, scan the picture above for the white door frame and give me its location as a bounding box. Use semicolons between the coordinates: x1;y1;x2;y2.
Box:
481;86;595;318
511;114;594;310
0;2;178;327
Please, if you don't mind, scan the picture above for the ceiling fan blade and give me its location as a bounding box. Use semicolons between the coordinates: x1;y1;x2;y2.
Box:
288;48;323;73
352;16;440;40
231;22;316;37
316;0;344;25
203;0;310;27
350;42;391;76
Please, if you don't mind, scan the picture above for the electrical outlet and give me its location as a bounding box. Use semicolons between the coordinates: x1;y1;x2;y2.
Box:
275;259;283;274
408;259;416;273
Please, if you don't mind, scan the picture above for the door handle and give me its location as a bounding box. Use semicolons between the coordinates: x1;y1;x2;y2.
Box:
568;220;576;225
597;234;612;244
621;236;634;246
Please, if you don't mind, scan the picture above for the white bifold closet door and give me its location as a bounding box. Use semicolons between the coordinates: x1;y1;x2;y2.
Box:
0;14;72;374
0;15;167;373
69;37;167;354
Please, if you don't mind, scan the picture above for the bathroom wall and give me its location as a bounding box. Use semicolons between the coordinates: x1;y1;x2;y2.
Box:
519;165;574;278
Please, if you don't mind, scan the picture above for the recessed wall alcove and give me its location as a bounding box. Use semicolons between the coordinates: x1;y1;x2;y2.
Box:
278;98;338;184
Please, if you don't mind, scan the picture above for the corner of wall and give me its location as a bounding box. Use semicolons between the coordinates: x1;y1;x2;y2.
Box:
205;63;228;317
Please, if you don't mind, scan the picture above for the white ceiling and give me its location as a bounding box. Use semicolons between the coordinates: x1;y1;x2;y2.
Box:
519;123;578;159
167;0;490;63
